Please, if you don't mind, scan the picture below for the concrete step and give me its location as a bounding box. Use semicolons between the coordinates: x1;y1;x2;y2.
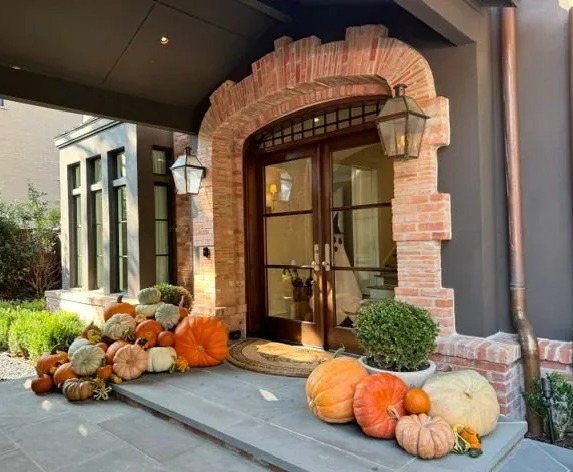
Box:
113;363;528;472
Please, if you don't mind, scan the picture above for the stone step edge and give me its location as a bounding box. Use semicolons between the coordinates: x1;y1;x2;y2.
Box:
113;389;286;472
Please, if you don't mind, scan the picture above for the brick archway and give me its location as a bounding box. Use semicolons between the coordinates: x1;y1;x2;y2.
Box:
193;25;454;336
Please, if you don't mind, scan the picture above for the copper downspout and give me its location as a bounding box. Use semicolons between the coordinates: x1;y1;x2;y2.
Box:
500;7;542;436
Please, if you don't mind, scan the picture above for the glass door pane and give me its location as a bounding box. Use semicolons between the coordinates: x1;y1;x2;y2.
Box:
264;157;316;323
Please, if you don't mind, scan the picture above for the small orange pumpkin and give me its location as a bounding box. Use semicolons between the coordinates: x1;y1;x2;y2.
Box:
96;365;113;380
31;374;53;394
53;362;78;388
157;331;175;347
134;320;163;349
404;388;431;415
353;373;408;439
103;295;135;321
95;342;109;353
36;352;67;375
174;316;228;367
105;340;130;364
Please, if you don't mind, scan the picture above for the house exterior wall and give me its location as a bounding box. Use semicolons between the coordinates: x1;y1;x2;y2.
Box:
0;99;82;202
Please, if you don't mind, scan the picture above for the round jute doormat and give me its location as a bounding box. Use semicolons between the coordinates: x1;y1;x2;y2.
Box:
227;338;334;378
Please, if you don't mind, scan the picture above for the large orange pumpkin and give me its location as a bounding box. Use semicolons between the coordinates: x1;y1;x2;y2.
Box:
105;340;130;364
353;373;409;439
174;316;228;367
53;362;78;388
103;295;135;321
306;357;368;423
134;320;163;349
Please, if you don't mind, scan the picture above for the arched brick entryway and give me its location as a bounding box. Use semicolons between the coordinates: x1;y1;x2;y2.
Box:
192;24;454;336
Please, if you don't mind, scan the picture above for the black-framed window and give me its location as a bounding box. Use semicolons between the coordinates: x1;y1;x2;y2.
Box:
69;164;82;287
89;157;103;289
111;149;128;292
152;149;168;175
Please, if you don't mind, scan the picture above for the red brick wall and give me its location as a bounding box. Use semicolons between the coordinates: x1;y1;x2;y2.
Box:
190;25;453;334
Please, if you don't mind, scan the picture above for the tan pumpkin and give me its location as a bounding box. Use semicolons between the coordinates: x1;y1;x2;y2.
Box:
31;374;53;394
103;313;137;341
71;345;106;376
155;303;179;330
395;414;455;459
53;362;78;388
423;370;500;436
62;378;94;401
305;357;368;423
103;294;135;321
113;344;148;380
105;340;130;364
135;302;163;318
146;347;177;373
68;337;92;357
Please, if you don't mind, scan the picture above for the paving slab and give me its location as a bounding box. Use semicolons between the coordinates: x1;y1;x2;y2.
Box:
496;439;569;472
0;449;44;472
537;441;573;470
115;362;528;472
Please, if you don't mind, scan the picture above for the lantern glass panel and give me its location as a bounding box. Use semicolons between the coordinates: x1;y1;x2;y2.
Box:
406;114;426;158
186;167;203;195
404;96;425;115
380;96;407;116
378;117;406;158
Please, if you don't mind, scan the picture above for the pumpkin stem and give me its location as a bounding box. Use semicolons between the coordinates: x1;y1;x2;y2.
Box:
387;405;401;420
179;296;184;309
117;294;124;303
333;345;346;358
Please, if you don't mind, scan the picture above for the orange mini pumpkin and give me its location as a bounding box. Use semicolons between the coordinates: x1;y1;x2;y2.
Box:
306;357;368;423
157;331;175;347
97;364;113;380
353;373;409;439
31;374;53;394
404;388;431;415
36;352;67;375
134;320;163;349
103;295;135;321
95;342;109;353
53;362;78;388
174;316;228;367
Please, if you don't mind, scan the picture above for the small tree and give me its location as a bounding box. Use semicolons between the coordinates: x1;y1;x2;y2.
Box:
0;186;60;299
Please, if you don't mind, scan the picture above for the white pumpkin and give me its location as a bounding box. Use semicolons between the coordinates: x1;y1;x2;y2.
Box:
135;302;164;318
146;347;177;373
155;304;179;330
103;313;137;340
68;337;92;357
71;345;105;376
423;370;500;436
138;287;162;305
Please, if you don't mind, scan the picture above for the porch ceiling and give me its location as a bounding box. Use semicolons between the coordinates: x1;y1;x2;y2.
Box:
0;0;491;132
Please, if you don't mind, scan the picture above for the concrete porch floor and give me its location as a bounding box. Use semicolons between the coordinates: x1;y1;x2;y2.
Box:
2;363;573;471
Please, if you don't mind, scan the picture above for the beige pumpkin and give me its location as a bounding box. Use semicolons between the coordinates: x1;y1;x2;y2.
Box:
103;313;137;341
113;344;148;380
423;370;500;436
146;347;177;372
138;287;162;305
71;345;105;376
155;304;179;330
135;302;163;318
68;337;92;357
395;414;455;459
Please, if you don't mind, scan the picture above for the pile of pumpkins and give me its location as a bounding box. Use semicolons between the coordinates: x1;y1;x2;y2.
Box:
305;357;500;460
30;287;229;402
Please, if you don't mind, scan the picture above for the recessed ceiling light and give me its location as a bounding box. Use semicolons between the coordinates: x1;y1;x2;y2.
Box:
160;36;169;45
11;65;21;70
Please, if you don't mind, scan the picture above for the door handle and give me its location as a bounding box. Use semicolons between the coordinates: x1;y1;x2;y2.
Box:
301;262;321;272
322;243;331;271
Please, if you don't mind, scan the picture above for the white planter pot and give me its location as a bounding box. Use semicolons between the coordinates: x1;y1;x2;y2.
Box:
358;357;436;388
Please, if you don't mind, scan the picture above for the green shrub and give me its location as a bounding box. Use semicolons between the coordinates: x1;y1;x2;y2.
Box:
523;372;573;440
0;308;17;350
0;299;45;311
354;299;439;372
7;310;83;358
154;283;193;309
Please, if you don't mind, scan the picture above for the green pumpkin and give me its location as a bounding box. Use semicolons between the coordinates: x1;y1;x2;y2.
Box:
135;302;164;318
138;287;162;305
71;345;105;376
155;304;179;330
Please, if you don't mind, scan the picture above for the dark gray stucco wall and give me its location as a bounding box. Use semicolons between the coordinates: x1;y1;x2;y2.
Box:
516;0;573;341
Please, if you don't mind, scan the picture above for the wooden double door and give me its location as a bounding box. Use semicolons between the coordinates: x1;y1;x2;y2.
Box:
245;129;396;353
